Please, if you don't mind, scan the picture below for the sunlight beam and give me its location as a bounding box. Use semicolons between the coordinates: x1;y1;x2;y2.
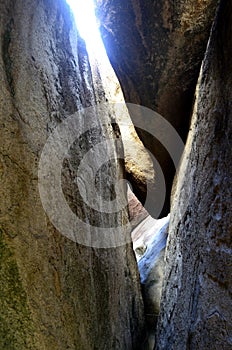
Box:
66;0;106;59
66;0;125;106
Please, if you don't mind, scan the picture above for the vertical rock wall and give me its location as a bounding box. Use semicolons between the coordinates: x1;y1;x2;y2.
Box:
0;0;144;348
156;1;232;348
95;0;219;216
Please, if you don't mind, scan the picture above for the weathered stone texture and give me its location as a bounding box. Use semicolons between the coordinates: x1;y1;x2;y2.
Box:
155;1;232;348
128;186;149;230
95;0;219;216
0;0;144;348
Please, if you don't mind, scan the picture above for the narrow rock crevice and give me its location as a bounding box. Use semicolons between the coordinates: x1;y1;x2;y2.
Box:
1;0;231;349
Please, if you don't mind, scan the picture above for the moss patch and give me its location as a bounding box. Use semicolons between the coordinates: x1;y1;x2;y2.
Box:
0;229;34;349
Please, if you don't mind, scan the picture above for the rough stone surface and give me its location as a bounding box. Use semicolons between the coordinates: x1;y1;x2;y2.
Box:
128;186;149;230
90;51;156;221
0;0;145;348
95;0;219;217
119;112;155;215
155;1;232;348
99;65;156;220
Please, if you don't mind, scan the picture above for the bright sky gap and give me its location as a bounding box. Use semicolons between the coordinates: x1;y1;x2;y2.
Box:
66;0;107;61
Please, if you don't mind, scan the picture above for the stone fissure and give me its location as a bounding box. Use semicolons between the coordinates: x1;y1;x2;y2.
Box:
2;19;15;98
0;0;231;348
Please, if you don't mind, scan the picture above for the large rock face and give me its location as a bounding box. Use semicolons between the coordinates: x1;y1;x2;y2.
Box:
155;0;232;348
95;0;219;216
0;0;145;348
